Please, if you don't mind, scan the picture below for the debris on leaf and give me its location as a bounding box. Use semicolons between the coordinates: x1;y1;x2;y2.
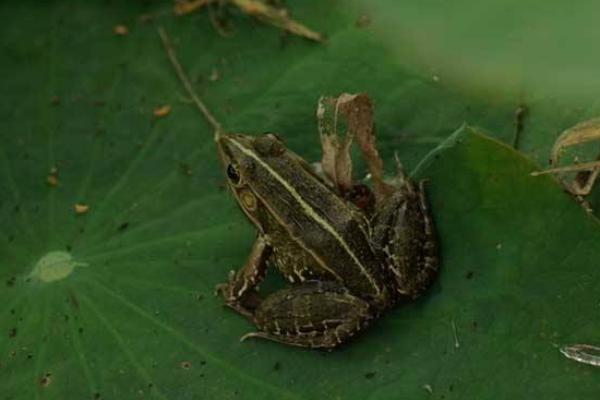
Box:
355;14;371;28
451;319;460;349
317;93;394;205
209;67;220;82
531;118;600;196
560;343;600;367
179;162;193;176
39;372;52;387
113;24;129;36
47;166;58;187
153;105;172;118
74;203;90;215
173;0;324;42
180;360;192;369
173;0;212;16
46;175;58;187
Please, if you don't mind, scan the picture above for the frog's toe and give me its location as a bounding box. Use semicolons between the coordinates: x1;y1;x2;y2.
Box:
214;283;227;296
239;331;269;342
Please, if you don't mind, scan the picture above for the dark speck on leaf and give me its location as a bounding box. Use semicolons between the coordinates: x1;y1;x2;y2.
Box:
364;371;376;379
6;277;15;287
40;372;52;387
8;235;15;242
78;327;84;334
179;163;193;176
465;271;474;279
66;244;72;251
94;392;101;399
273;361;281;371
8;328;17;338
471;321;478;331
117;222;129;232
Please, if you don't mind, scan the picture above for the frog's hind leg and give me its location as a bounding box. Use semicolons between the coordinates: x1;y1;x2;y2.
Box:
372;178;439;301
242;281;375;349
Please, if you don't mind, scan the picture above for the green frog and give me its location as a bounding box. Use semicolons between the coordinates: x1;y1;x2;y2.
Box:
215;132;438;349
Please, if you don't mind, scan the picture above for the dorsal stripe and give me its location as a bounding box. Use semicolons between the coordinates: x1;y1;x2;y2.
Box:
229;138;382;296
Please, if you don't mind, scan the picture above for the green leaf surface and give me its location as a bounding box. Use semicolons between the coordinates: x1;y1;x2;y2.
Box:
1;1;599;399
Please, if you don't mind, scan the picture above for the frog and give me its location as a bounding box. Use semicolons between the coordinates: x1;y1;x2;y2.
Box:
215;132;438;349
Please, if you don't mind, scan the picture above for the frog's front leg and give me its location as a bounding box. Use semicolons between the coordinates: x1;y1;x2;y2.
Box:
215;235;272;318
240;281;375;349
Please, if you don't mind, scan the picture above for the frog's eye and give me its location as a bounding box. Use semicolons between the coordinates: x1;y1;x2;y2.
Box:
226;164;241;185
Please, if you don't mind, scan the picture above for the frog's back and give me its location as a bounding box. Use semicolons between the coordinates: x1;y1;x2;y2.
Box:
251;152;389;303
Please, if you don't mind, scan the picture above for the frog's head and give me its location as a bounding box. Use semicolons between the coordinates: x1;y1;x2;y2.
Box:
216;132;288;233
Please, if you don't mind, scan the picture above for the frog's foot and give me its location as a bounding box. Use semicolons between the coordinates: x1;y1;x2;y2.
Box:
244;281;376;349
215;272;263;320
215;235;271;300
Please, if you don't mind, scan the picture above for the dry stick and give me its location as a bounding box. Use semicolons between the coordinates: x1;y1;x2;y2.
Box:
512;104;528;150
530;160;600;176
157;26;223;137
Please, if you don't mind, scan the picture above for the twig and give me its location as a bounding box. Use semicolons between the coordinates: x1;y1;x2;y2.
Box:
512;104;528;150
157;26;223;137
530;160;600;176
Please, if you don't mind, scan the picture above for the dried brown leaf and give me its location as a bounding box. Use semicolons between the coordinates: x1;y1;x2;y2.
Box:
337;93;394;202
153;105;172;118
74;203;90;215
113;24;129;36
317;93;395;204
317;95;354;192
532;118;600;196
